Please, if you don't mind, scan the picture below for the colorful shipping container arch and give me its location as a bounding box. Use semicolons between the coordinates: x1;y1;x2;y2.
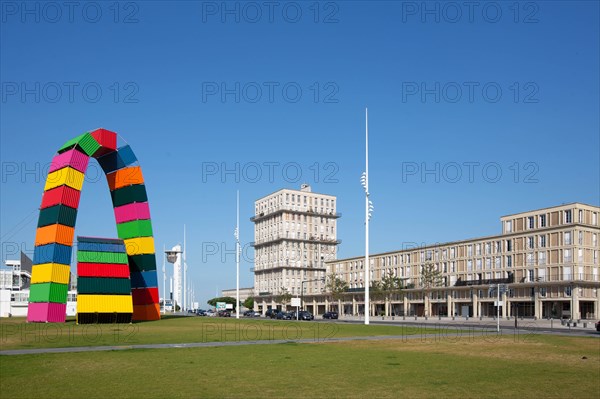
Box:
27;128;160;322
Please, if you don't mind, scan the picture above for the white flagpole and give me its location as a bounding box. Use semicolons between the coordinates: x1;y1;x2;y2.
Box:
364;107;370;325
162;244;166;314
236;190;240;319
183;225;187;312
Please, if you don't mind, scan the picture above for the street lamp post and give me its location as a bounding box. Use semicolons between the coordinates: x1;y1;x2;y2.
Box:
360;108;373;325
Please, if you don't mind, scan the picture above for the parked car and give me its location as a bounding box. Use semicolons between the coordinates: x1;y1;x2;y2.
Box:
299;311;314;321
276;311;293;320
596;320;600;332
265;309;279;319
243;310;260;317
322;311;338;319
217;310;231;317
196;309;208;316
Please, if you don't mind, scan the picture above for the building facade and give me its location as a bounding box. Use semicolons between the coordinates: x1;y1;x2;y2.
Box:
0;252;77;317
309;203;599;320
252;184;340;312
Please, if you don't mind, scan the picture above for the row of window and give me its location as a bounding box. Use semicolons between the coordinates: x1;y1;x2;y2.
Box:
505;209;599;233
334;249;600;276
256;193;335;214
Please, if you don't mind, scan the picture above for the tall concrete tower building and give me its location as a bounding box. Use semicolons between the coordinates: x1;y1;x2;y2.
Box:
252;184;340;311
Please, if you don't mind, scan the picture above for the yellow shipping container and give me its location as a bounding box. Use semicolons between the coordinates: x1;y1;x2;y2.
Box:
44;167;85;191
77;294;133;313
124;237;155;255
31;263;71;284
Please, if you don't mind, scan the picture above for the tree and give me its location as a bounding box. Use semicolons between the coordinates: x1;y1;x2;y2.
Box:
243;296;255;310
420;264;443;317
325;274;348;300
325;273;348;313
365;280;383;316
369;280;385;302
421;264;443;290
380;274;405;316
207;296;238;309
276;288;292;309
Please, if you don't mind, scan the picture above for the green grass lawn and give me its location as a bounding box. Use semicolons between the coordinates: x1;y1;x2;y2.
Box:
0;316;466;350
1;334;598;398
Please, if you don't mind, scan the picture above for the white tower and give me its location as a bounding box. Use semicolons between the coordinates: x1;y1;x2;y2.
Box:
171;244;183;311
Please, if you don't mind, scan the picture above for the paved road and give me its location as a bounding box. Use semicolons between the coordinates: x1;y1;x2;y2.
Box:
322;315;600;336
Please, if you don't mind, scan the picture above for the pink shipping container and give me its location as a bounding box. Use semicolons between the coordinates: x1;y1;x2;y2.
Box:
48;148;90;174
27;302;67;322
114;202;151;224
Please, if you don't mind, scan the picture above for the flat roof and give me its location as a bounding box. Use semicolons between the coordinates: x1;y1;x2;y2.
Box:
254;187;337;202
500;202;599;219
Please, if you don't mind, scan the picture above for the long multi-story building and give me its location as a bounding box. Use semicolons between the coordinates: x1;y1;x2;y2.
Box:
0;252;78;317
314;203;599;320
252;184;340;312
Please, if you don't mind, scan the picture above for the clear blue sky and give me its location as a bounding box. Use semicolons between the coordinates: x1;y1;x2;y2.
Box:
1;1;599;307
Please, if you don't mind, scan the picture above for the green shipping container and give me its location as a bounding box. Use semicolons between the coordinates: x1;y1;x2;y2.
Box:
128;254;157;272
110;184;148;207
38;205;77;228
77;277;132;295
78;251;128;264
117;220;153;239
58;132;101;156
29;282;68;303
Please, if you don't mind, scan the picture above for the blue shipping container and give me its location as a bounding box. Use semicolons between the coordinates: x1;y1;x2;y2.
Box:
129;271;158;289
77;241;126;253
97;145;137;174
33;243;72;265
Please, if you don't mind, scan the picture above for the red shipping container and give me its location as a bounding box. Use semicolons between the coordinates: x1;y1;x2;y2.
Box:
132;303;160;321
90;128;117;157
27;302;67;322
131;287;159;305
77;262;131;278
41;185;81;209
48;148;90;174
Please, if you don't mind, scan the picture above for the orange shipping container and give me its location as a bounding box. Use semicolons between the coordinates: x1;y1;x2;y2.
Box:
35;224;75;246
106;166;144;191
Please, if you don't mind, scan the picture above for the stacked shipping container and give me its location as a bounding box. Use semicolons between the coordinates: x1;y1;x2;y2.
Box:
27;137;92;322
27;128;161;322
98;138;160;321
76;236;133;324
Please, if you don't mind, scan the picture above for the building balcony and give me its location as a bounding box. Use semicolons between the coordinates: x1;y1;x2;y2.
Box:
534;274;598;283
252;262;327;272
252;235;341;248
251;208;342;223
454;275;514;287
